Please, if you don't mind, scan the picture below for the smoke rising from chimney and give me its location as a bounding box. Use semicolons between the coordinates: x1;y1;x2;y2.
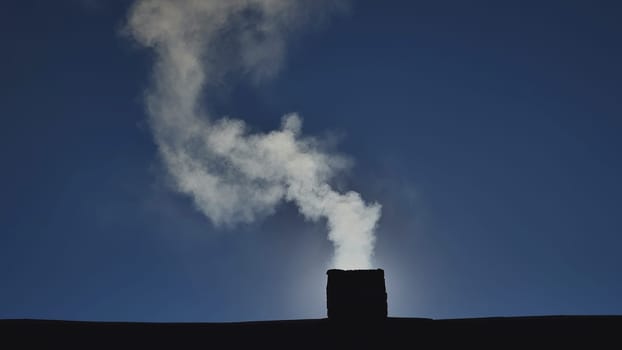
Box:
126;0;381;269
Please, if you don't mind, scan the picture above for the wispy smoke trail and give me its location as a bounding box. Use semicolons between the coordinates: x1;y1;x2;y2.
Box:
126;0;381;269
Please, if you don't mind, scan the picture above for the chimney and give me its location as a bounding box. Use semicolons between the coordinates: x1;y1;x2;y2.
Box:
326;269;387;320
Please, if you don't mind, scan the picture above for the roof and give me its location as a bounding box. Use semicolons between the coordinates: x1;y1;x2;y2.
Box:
3;316;621;348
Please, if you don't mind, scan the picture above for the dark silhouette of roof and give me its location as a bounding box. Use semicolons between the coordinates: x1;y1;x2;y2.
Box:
3;316;621;348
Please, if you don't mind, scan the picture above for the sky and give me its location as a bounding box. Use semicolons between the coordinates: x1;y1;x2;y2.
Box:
1;0;621;322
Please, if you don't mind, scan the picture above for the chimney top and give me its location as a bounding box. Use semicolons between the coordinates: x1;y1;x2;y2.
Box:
326;269;387;320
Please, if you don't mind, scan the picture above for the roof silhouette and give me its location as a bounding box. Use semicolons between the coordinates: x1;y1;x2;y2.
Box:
3;316;621;348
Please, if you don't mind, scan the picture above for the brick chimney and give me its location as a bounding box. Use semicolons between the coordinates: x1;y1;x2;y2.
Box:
326;269;387;320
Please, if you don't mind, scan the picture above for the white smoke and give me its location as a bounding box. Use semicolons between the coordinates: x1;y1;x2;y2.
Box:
126;0;381;269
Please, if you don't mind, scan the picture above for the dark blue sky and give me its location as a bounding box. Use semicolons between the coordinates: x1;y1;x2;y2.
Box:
1;0;621;322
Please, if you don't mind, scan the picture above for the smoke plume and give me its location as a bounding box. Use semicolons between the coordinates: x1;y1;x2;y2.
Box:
126;0;381;269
